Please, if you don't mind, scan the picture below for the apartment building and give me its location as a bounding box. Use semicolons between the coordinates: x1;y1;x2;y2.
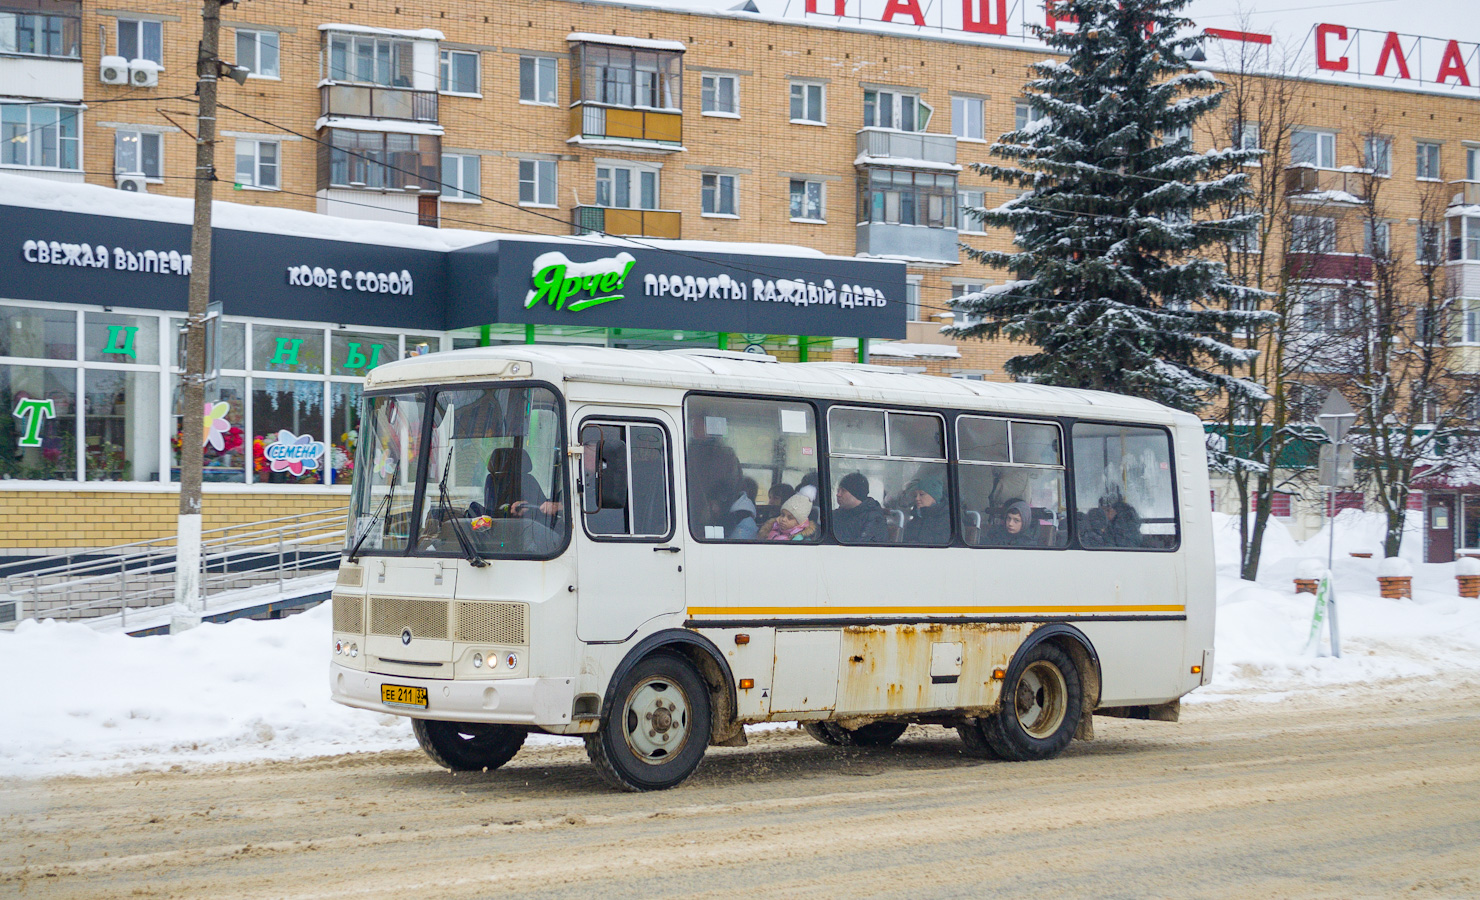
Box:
4;0;1480;556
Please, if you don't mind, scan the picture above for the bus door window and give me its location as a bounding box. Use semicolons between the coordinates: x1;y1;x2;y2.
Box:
827;407;950;546
347;391;426;554
579;421;671;539
1071;423;1179;550
684;396;819;542
956;416;1067;548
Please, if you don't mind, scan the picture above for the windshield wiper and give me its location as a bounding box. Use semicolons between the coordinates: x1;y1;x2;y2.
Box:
347;462;398;563
436;449;488;568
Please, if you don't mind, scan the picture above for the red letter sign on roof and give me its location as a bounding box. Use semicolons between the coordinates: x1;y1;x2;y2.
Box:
962;0;1008;35
805;0;847;15
1436;40;1473;86
881;0;926;26
1316;23;1350;72
1375;31;1412;79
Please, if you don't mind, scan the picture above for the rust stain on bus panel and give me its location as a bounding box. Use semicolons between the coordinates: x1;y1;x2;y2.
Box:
837;622;1027;715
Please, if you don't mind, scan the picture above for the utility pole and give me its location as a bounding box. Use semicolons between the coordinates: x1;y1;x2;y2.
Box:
171;0;223;633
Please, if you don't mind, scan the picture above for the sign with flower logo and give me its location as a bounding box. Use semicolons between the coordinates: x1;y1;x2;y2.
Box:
264;430;327;477
203;401;232;450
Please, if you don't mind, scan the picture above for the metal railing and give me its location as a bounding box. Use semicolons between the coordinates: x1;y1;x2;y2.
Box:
0;508;348;627
320;83;438;123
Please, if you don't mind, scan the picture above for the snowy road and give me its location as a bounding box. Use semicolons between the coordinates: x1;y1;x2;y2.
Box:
4;678;1479;899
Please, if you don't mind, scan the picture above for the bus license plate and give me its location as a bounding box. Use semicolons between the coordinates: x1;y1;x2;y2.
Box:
381;683;428;708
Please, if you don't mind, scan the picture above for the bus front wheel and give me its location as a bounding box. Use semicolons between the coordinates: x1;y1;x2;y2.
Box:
412;719;528;772
586;651;712;792
963;642;1082;762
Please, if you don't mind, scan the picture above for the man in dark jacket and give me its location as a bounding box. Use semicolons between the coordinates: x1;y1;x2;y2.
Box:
903;472;951;545
832;472;888;543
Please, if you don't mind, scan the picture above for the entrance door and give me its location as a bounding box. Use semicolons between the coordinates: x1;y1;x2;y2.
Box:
574;410;685;642
1427;495;1456;563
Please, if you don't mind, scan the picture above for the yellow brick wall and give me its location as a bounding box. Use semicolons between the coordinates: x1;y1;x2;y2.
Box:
0;491;348;550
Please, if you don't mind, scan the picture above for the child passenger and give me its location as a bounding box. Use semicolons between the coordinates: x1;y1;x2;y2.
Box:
760;493;817;542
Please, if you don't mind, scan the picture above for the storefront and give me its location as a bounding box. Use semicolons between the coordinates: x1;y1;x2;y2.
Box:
0;182;905;552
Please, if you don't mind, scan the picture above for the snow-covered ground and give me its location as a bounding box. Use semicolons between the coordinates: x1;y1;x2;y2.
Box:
4;511;1478;779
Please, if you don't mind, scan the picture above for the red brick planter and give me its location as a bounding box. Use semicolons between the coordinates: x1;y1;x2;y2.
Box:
1294;578;1319;595
1458;575;1480;599
1377;576;1412;599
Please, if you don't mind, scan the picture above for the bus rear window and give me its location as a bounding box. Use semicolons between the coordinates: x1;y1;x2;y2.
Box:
1071;423;1178;550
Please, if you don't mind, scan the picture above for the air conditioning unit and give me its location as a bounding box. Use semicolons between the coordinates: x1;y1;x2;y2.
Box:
128;58;160;87
116;174;148;193
100;55;129;84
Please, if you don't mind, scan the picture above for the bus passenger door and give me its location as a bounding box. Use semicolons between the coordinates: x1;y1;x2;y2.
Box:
574;412;685;643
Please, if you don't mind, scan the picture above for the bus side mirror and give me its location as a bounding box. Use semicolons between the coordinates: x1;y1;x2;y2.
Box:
579;426;602;516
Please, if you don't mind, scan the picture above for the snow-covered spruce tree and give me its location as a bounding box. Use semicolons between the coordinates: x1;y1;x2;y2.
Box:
949;0;1269;413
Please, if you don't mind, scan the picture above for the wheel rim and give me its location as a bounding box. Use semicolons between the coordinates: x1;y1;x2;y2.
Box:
622;676;691;765
1014;660;1067;738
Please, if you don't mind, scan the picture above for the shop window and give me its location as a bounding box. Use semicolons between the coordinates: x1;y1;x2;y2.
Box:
117;18;162;65
85;312;158;365
439;49;479;95
331;331;396;376
789;179;823;222
0;305;77;360
1071;423;1179;550
329;383;361;485
1416;141;1441;181
685;395;819;542
0;9;80;58
518;159;556;207
252;324;324;375
0;364;77;481
405;334;440;357
172;377;247;483
701;172;736;217
957;416;1067;548
952;95;983;140
828;407;951;546
114;130;162;180
253;378;326;484
441;153;481;201
789;81;825;124
579;421;671;538
170;318;245;371
235;29;279;78
0;103;80;170
701;73;738;116
520;56;557;105
234;140;279;190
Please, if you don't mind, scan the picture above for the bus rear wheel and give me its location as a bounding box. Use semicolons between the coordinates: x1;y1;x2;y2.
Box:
412;719;528;772
586;651;711;792
804;721;908;747
964;642;1082;762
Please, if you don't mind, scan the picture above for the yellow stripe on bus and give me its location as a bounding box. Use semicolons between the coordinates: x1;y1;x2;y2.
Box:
685;604;1186;617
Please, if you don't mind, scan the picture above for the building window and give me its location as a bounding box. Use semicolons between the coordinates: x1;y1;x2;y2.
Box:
519;56;558;104
1418;223;1443;263
517;158;555;206
950;283;986;328
905;275;922;323
1416;141;1442;180
234;139;279;189
117;18;162;64
957;189;985;233
864;89;930;132
575;44;682;109
0;9;80;58
1300;287;1348;334
858;168;957;228
1253;490;1294;518
701;73;738;115
325;129;439;191
789;81;825;124
1468;147;1480;182
1363;136;1392;176
1233;120;1261;151
1451;217;1480;262
1461;298;1480;344
1363;220;1390;258
1;103;80;170
1290;215;1337;254
234;29;279;78
701;173;737;216
952;96;983;141
1292;129;1336;169
439;153;480;201
1164;123;1193;148
439;49;479;95
327;33;413;87
789;178;823;221
596;163;658;209
114;130;161;179
1014;99;1047;132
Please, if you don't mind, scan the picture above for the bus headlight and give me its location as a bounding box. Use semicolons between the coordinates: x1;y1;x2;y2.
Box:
473;652;483;668
349;643;358;658
334;641;343;655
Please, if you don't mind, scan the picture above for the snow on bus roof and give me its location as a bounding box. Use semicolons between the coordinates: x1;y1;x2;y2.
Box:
368;345;1185;419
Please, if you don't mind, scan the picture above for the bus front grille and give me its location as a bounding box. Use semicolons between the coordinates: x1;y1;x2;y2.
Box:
332;594;364;633
454;601;528;644
370;597;449;640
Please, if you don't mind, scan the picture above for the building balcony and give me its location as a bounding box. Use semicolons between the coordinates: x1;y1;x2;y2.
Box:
569;104;682;149
855;128;958;169
573;206;681;239
1452;346;1480;374
1448;181;1480;207
1285;252;1372;282
1284;165;1369;203
320;83;438;124
856;223;960;265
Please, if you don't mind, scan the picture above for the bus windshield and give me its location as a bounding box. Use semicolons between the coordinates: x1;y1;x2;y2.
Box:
347;391;427;554
416;385;568;559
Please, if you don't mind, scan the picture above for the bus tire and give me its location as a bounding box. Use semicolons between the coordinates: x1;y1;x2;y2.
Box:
586;651;711;792
802;722;843;745
803;721;906;747
954;720;1003;759
978;642;1082;762
412;719;528;772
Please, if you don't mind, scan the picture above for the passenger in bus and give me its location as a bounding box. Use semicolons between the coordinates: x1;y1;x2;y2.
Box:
903;473;950;544
1081;492;1143;548
485;447;560;519
759;493;816;541
832;472;888;544
687;433;756;539
986;500;1036;547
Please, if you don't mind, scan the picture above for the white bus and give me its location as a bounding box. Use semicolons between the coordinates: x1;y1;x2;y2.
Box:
330;346;1214;791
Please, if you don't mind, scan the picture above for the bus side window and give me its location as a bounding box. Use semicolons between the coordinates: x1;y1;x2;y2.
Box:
684;396;819;542
828;407;950;546
956;416;1068;549
1070;422;1179;550
580;421;671;540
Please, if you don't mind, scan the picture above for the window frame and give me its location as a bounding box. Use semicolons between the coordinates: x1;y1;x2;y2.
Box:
517;158;556;207
700;171;738;217
826;403;952;548
519;55;558;105
116;18;163;65
789;178;825;223
234;28;280;79
576;416;676;543
114;128;163;181
1416;141;1442;181
701;72;739;117
0;102;81;171
957;189;986;234
1292;128;1337;169
595;160;660;210
440;152;482;202
1067;419;1181;553
0;9;81;59
233;138;280;190
438;48;480;96
954;413;1070;551
951;95;984;141
863;88;931;132
789;80;826;125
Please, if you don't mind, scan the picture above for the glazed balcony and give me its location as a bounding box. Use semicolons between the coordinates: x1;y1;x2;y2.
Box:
573;206;681;240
